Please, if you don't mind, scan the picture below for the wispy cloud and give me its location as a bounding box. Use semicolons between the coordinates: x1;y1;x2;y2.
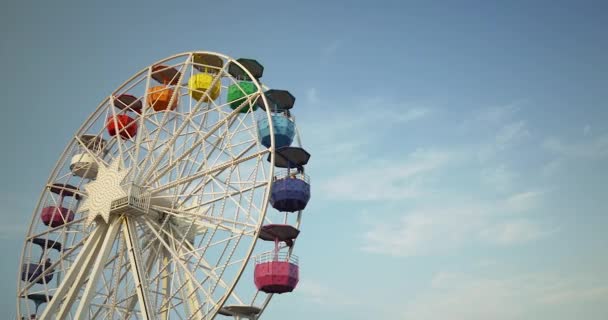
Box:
480;165;518;192
401;271;608;320
583;124;592;136
296;279;356;306
320;40;342;59
543;133;608;159
360;192;552;256
477;120;530;162
540;133;608;177
479;219;557;245
504;190;544;213
306;87;319;105
321;148;453;201
304;95;434;168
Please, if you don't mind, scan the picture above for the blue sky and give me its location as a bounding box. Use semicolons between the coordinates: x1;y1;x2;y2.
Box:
2;0;608;319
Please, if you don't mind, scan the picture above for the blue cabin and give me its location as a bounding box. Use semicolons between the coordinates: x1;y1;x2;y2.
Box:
257;89;297;149
268;147;311;212
271;172;311;212
258;114;295;148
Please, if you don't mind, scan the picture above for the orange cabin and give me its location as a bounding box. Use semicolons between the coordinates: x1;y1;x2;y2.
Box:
147;85;178;112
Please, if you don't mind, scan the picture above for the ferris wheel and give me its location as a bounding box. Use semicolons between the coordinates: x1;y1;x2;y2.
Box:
16;51;312;320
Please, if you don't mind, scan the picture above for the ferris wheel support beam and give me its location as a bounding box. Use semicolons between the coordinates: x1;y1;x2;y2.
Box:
73;218;122;319
38;222;108;320
123;239;162;319
160;245;171;320
123;217;155;319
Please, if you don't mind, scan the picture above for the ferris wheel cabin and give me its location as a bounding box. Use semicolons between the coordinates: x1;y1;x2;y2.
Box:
22;294;52;318
268;147;311;212
188;53;223;102
21;237;62;285
147;65;180;111
256;89;297;149
227;59;264;113
40;183;80;227
254;224;300;294
113;94;143;114
69;135;106;179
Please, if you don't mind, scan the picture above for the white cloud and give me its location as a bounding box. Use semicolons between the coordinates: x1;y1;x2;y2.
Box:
361;207;486;256
302;96;433;170
475;104;521;123
296;279;356;306
360;192;552;256
479;219;557;245
541;158;563;177
477;120;530;162
584;124;592;136
504;190;544;213
458;102;524;132
401;272;608;320
496;120;530;146
543;133;608;159
321;40;342;58
306;87;318;105
480;165;517;192
321;149;452;201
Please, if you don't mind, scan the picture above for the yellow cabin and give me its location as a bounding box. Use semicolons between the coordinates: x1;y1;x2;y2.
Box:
188;73;221;102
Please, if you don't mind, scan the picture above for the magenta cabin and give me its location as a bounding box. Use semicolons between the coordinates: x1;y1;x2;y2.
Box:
40;206;74;228
40;183;80;227
254;252;299;294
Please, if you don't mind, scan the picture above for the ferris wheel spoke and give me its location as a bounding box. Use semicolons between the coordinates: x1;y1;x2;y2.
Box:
138;60;229;185
141;91;260;187
139;59;190;169
151;148;268;194
173;117;238;197
131;66;154;181
147;218;245;304
175;141;258;208
26;217;87;240
150;205;258;235
73;219;122;319
108;101;130;168
167;224;246;306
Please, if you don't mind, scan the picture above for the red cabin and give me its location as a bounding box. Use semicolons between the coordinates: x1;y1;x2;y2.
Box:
106;114;138;139
254;224;300;294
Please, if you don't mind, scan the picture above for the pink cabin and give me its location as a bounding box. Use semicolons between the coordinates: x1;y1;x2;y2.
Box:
41;183;79;228
254;224;300;294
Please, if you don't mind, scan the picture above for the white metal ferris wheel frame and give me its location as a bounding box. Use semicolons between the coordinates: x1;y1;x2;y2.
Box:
16;51;304;320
